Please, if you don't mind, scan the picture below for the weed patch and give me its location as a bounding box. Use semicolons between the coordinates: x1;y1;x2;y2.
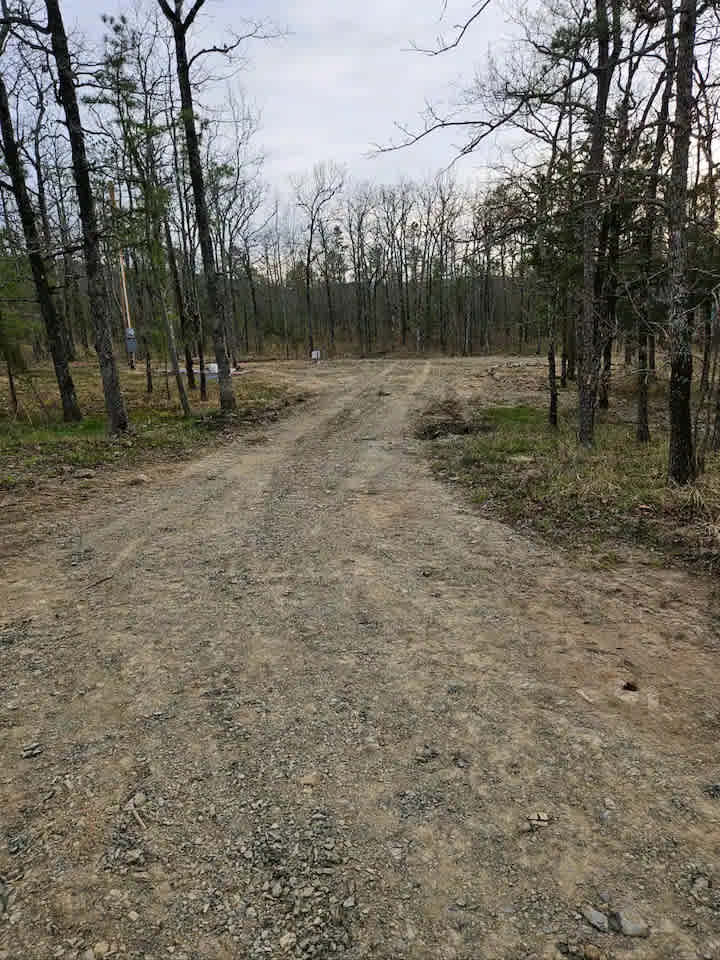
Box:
427;402;720;569
0;363;305;490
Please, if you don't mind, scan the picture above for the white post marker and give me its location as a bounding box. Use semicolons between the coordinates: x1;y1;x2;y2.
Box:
311;349;321;362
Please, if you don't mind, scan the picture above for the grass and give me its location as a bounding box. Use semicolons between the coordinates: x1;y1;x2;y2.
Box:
0;359;302;490
428;400;720;569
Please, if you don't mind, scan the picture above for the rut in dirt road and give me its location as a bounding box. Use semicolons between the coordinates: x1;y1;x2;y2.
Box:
1;358;719;960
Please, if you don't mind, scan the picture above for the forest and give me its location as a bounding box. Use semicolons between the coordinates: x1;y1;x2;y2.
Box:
0;0;719;485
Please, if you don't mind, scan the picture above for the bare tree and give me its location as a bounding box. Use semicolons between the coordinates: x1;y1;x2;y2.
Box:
0;21;80;421
294;162;344;355
667;0;698;484
97;11;191;417
636;0;675;444
44;0;130;432
577;0;622;446
157;0;239;412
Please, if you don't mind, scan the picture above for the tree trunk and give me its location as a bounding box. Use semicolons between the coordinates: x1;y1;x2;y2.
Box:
567;311;576;381
624;334;633;366
148;233;191;418
637;325;651;443
305;252;314;355
243;249;263;355
638;0;672;437
700;301;712;394
318;223;335;355
184;346;196;390
198;337;207;402
667;0;697;484
77;288;89;352
161;294;191;417
548;340;558;428
0;68;81;423
144;337;153;394
165;218;196;389
45;0;128;433
328;271;335;354
59;288;76;363
282;288;289;360
598;337;612;410
669;349;695;481
166;15;235;412
243;302;250;355
228;266;240;362
7;359;18;417
598;199;620;413
577;0;619;445
33;94;76;365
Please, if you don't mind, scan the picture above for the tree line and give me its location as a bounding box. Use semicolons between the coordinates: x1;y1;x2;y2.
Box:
1;0;719;486
399;0;720;482
0;1;542;399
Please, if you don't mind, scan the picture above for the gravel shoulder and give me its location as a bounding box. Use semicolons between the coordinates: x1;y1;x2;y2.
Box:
1;358;719;960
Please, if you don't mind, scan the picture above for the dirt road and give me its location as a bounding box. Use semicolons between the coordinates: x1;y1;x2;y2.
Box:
2;358;719;960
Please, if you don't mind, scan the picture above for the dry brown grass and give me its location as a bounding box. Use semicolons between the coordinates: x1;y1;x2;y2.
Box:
426;397;720;570
0;360;303;490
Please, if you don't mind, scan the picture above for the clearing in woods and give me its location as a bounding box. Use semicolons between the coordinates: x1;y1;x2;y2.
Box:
1;358;719;960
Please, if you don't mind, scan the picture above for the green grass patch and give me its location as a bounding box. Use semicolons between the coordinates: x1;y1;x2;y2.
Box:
484;405;546;427
429;403;720;568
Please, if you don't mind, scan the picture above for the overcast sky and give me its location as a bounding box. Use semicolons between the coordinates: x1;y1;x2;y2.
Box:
62;0;516;190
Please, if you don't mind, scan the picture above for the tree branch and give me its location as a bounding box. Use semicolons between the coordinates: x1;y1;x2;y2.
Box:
410;0;493;56
0;0;49;36
187;23;279;70
0;14;49;33
187;36;246;70
157;0;177;24
183;0;207;32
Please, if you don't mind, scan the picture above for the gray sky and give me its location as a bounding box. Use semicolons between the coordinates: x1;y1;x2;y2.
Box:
64;0;515;188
